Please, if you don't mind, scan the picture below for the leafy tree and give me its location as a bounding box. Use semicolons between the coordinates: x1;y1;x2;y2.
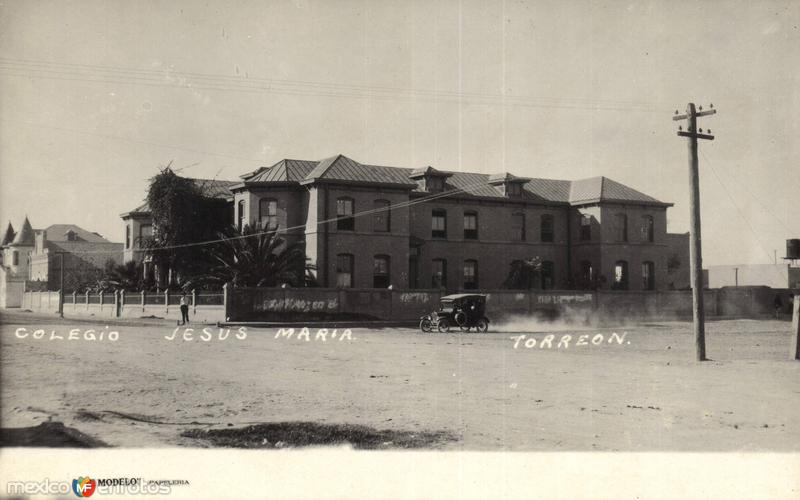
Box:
144;165;229;286
96;260;143;291
502;257;542;290
186;223;311;288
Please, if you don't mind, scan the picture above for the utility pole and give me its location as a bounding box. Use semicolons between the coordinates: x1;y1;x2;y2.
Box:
57;251;65;318
674;102;716;362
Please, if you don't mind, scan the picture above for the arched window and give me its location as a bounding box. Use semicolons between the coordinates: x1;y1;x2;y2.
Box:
613;260;629;290
642;261;655;290
642;215;654;242
337;197;355;231
580;214;592;241
336;254;354;288
463;211;478;239
432;259;447;288
463;260;478;289
259;198;278;230
541;261;555;290
237;200;245;230
512;213;525;241
615;213;628;242
373;255;390;288
373;200;390;232
432;209;447;238
540;214;554;242
580;260;594;288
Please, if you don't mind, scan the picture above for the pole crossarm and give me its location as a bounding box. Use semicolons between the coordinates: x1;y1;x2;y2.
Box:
673;108;716;121
677;131;714;140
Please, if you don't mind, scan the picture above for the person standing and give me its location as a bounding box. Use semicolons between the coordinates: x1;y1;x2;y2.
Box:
179;293;190;325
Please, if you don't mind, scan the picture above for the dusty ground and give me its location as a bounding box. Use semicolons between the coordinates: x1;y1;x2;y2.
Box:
1;311;798;450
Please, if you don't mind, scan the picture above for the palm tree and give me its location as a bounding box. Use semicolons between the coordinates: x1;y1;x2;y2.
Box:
502;257;542;290
188;223;310;288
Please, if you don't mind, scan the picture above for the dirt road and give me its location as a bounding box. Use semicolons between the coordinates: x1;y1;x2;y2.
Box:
2;313;798;450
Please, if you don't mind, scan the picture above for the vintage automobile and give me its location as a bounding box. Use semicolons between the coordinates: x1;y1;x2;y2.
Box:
419;294;490;333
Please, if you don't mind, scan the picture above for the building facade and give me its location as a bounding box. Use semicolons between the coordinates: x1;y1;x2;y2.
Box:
220;155;689;292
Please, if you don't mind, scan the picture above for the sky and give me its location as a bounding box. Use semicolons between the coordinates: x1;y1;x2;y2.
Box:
0;0;798;266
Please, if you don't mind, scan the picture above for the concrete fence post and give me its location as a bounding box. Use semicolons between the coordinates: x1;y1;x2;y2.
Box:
191;288;197;315
72;291;77;313
222;283;231;322
85;290;89;311
113;290;120;318
141;289;146;313
791;297;800;361
99;290;104;312
164;289;170;315
120;290;125;317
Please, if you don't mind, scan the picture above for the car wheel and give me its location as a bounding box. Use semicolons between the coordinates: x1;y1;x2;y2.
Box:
476;318;489;333
419;318;432;333
454;311;467;326
437;319;450;333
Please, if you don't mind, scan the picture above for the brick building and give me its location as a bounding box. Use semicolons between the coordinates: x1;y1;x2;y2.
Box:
223;154;689;291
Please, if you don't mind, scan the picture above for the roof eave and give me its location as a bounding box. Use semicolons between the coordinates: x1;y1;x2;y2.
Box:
300;178;418;190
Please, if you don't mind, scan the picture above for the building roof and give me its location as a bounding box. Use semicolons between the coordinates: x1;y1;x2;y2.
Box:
240;159;318;183
46;241;124;268
10;217;34;247
42;224;111;243
122;177;237;217
1;222;15;246
303;155;418;187
569;176;663;205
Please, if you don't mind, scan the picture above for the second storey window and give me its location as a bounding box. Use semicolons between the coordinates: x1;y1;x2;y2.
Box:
373;200;391;232
139;224;153;247
580;214;591;241
615;213;628;242
12;251;18;266
237;200;245;230
336;254;354;288
259;199;278;230
642;215;654;242
125;225;131;249
540;214;554;243
337;197;355;231
432;209;447;238
463;212;478;239
511;213;525;241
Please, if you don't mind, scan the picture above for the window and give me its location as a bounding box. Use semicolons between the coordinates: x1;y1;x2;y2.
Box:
336;254;354;288
373;255;390;288
642;261;655;290
237;200;245;230
125;225;131;249
12;251;18;266
66;230;77;242
427;177;444;193
642;215;654;242
580;260;594;287
463;260;478;289
580;214;591;241
336;197;355;231
613;260;629;290
140;224;153;239
541;261;555;290
373;200;391;232
507;182;522;197
259;199;278;230
463;212;478;239
615;213;628;242
432;259;447;288
432;209;447;238
540;214;554;243
511;213;526;241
